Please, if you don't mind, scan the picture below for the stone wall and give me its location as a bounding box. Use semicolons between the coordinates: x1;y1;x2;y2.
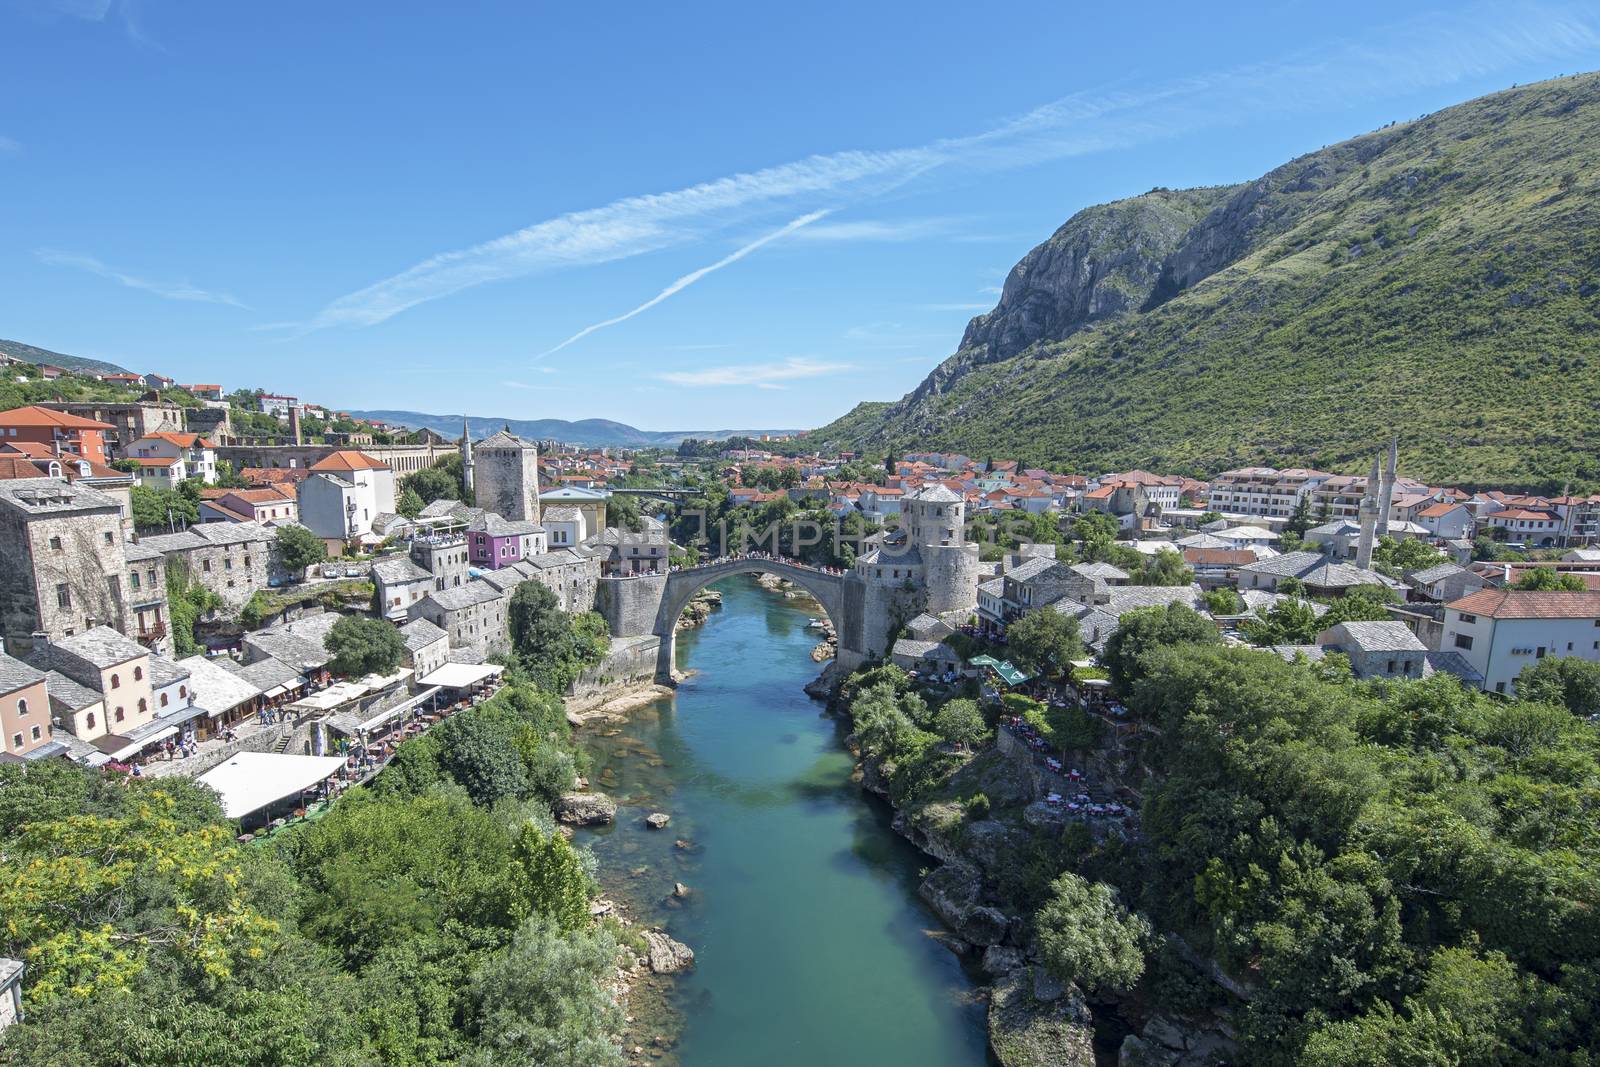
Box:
567;635;661;708
0;503;130;652
597;574;667;637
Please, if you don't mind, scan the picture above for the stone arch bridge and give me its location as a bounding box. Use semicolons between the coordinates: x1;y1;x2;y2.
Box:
597;558;864;682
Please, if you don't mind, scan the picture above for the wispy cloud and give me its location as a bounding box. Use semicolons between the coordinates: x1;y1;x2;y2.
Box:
789;217;963;243
535;210;829;359
44;0;162;49
299;2;1600;333
657;357;851;388
36;249;249;308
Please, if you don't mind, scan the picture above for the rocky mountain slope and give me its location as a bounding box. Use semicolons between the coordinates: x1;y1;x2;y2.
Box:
0;338;131;377
814;73;1600;491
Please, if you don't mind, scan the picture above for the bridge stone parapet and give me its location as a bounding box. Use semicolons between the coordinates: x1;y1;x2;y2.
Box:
650;558;851;682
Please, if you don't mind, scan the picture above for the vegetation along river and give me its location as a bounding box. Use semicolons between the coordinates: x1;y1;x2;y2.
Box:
576;577;992;1066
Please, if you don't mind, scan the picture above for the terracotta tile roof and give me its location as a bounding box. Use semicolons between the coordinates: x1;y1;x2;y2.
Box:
241;467;308;484
1446;589;1600;619
140;432;213;448
0;405;113;430
309;450;390;473
130;456;181;467
0;457;47;479
1418;502;1464;518
1182;548;1257;566
1488;508;1555;521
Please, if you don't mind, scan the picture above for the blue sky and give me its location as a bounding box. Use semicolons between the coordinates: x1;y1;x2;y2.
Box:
5;1;1600;431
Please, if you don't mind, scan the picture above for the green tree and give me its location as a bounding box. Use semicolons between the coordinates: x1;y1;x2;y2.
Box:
401;462;462;506
1103;603;1218;691
933;698;987;750
1371;535;1448;577
323;615;406;677
397;485;425;518
513;826;592;931
437;713;529;807
1516;656;1600;716
1006;607;1083;678
129;485;198;532
507;582;609;691
604;492;643;532
465;915;623;1067
1241;598;1323;646
164;559;220;657
1036;872;1152;994
1135;548;1193;586
1514;566;1586;591
1204;587;1245;615
276;524;327;573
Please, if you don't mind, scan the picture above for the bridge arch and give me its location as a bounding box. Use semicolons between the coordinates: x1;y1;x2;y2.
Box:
654;559;847;682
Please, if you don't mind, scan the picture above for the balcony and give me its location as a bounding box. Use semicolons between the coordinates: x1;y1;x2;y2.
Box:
135;621;167;644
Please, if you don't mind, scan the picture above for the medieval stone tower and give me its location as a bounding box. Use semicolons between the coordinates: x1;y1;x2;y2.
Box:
903;484;981;614
472;428;540;524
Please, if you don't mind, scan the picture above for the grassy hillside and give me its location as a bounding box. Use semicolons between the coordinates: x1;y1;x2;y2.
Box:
0;338;131;377
814;74;1600;492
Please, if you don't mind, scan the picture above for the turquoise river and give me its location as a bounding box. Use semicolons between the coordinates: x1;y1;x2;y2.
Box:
576;576;992;1066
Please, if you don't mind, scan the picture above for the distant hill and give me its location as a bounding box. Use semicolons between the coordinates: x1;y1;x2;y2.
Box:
0;339;132;378
813;74;1600;492
348;410;802;449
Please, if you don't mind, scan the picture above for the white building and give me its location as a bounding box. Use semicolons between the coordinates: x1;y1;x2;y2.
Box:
296;450;396;551
1205;467;1330;520
257;394;299;417
128;432;217;485
1440;589;1600;695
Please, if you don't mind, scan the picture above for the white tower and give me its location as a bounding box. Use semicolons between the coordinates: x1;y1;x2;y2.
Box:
1355;453;1381;570
461;418;475;495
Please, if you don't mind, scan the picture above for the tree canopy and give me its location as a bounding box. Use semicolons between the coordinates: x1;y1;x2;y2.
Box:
276;524;327;573
323;615;406;677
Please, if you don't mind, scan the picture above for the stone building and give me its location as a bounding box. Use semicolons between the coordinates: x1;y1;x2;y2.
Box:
400;618;449;678
34;626;156;742
121;540;172;653
0;478;131;654
38;399;186;461
0;653;52;759
409;582;509;652
473;429;540;524
135;521;278;611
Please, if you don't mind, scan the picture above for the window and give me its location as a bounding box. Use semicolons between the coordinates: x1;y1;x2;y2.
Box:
147;569;156;586
1536;647;1547;659
179;686;186;699
30;725;40;741
16;698;27;717
103;531;114;545
138;698;147;713
11;733;20;750
110;673;120;689
1453;634;1474;650
134;665;143;681
224;558;232;571
160;693;169;707
114;707;125;722
56;583;71;609
202;559;212;572
1458;613;1477;624
86;712;95;730
131;571;141;591
1495;682;1507;694
49;535;62;550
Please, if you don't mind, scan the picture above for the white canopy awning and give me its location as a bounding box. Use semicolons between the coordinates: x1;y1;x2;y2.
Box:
418;662;504;689
197;752;347;819
102;725;178;760
358;686;441;733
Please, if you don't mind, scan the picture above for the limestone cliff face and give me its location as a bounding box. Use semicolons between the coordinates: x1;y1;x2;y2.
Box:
899;187;1235;412
961;188;1235;362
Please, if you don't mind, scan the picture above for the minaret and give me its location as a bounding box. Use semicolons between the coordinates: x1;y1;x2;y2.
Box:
1355;453;1381;570
1376;438;1398;539
461;419;474;495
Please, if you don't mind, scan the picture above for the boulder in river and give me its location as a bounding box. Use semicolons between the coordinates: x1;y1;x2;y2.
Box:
645;811;671;829
673;882;691;898
642;930;696;974
554;792;617;826
987;966;1095;1067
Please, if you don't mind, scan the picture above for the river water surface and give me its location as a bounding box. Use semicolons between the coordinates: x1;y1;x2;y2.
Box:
577;577;991;1066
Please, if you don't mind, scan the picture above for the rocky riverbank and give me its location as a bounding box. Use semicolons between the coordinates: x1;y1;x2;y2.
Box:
675;589;722;631
819;667;1235;1067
